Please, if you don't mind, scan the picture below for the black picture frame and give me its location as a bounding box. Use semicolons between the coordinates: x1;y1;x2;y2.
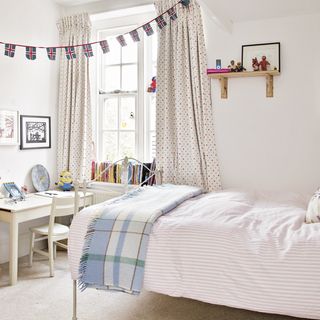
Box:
20;115;51;150
241;42;281;72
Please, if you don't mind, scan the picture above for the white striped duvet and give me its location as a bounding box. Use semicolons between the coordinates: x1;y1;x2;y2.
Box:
69;190;320;319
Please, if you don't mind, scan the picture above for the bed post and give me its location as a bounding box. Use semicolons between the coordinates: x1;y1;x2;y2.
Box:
156;167;163;185
122;156;129;193
72;280;78;320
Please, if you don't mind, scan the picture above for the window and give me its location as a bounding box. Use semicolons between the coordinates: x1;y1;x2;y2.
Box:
94;8;157;163
99;36;138;161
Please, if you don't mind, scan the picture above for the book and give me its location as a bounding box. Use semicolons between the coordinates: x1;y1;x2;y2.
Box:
207;68;230;74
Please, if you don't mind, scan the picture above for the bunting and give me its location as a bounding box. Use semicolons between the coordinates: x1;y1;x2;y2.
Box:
65;46;76;60
46;47;57;61
26;47;36;60
129;30;140;42
83;44;93;58
143;23;154;36
168;7;178;21
5;44;16;58
116;35;127;47
100;40;109;54
0;0;187;62
155;15;167;29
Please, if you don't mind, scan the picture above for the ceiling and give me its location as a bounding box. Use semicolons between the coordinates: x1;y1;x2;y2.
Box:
55;0;320;22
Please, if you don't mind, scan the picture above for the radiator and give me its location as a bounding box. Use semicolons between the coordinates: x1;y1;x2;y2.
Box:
86;182;137;204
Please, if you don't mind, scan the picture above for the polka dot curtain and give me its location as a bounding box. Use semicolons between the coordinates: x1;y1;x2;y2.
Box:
56;13;93;181
154;0;221;191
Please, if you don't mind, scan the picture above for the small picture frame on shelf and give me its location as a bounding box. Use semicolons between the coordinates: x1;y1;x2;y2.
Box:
0;110;19;146
241;42;281;72
20;115;51;150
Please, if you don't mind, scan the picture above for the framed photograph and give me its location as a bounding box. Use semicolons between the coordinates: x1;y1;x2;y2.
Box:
241;42;281;72
20;115;51;150
3;182;24;200
0;110;19;145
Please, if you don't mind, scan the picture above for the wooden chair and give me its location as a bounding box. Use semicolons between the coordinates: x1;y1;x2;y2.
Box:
29;196;78;277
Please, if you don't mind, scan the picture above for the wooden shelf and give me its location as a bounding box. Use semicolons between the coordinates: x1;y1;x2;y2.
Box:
208;70;280;99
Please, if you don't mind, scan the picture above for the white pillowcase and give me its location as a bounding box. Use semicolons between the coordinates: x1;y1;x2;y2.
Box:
306;190;320;223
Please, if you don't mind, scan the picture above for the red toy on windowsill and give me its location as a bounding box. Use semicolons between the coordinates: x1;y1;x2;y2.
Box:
147;77;157;93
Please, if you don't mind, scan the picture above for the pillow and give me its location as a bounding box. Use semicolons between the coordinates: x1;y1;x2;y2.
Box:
306;190;320;223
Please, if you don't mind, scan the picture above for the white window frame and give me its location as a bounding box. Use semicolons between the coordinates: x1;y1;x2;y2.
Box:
91;6;156;163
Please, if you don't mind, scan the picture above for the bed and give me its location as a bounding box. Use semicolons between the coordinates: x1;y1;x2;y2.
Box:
69;188;320;320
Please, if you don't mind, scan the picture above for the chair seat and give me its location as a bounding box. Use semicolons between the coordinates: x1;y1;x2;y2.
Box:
30;223;69;236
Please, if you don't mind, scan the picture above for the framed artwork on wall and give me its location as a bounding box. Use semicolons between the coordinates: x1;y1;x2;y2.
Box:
241;42;281;72
0;110;19;145
20;115;51;150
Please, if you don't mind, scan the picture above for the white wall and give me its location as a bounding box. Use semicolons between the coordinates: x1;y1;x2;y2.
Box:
203;12;320;194
0;0;61;263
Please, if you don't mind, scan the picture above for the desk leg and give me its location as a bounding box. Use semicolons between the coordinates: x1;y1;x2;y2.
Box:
9;216;18;285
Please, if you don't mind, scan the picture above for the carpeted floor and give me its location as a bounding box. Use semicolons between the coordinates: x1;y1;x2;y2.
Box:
0;252;300;320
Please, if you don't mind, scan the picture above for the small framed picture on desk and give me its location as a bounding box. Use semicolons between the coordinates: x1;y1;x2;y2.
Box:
3;182;24;200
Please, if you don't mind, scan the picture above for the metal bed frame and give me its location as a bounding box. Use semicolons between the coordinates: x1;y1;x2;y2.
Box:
72;157;163;320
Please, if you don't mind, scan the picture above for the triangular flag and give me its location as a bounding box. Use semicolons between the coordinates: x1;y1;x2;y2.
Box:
26;47;36;60
156;15;167;29
4;44;16;58
99;40;109;54
83;44;94;58
46;47;57;61
168;7;178;21
65;46;76;60
116;35;127;47
129;30;140;42
143;23;154;36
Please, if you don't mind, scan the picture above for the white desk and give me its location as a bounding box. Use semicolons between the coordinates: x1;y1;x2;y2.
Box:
0;192;93;286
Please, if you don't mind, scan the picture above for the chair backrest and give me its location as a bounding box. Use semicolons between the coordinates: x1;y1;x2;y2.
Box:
48;196;78;235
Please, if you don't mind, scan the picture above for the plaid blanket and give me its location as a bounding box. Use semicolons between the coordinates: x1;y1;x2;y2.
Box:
79;184;202;294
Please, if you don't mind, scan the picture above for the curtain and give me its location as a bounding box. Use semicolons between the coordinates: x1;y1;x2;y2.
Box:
56;13;92;181
154;0;221;191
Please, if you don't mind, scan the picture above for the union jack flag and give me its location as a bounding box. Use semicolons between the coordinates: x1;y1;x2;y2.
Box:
83;44;93;58
65;46;76;60
100;40;109;54
143;23;154;36
116;35;127;47
46;47;56;61
129;30;140;42
5;44;16;58
156;15;167;29
168;7;178;21
26;47;36;60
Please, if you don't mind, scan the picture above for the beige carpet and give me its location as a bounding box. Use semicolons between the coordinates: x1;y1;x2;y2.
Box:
0;252;300;320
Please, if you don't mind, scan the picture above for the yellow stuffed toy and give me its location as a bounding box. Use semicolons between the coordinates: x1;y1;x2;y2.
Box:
57;171;73;191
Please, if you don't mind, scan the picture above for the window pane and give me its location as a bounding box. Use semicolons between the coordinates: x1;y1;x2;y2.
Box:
122;42;138;64
149;95;156;131
105;66;121;92
152;64;157;78
119;132;135;158
104;38;121;65
102;131;118;161
122;65;137;91
103;98;118;130
120;97;135;130
152;35;158;63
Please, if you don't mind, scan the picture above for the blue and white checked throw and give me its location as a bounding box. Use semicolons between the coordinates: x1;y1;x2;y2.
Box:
79;184;202;294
